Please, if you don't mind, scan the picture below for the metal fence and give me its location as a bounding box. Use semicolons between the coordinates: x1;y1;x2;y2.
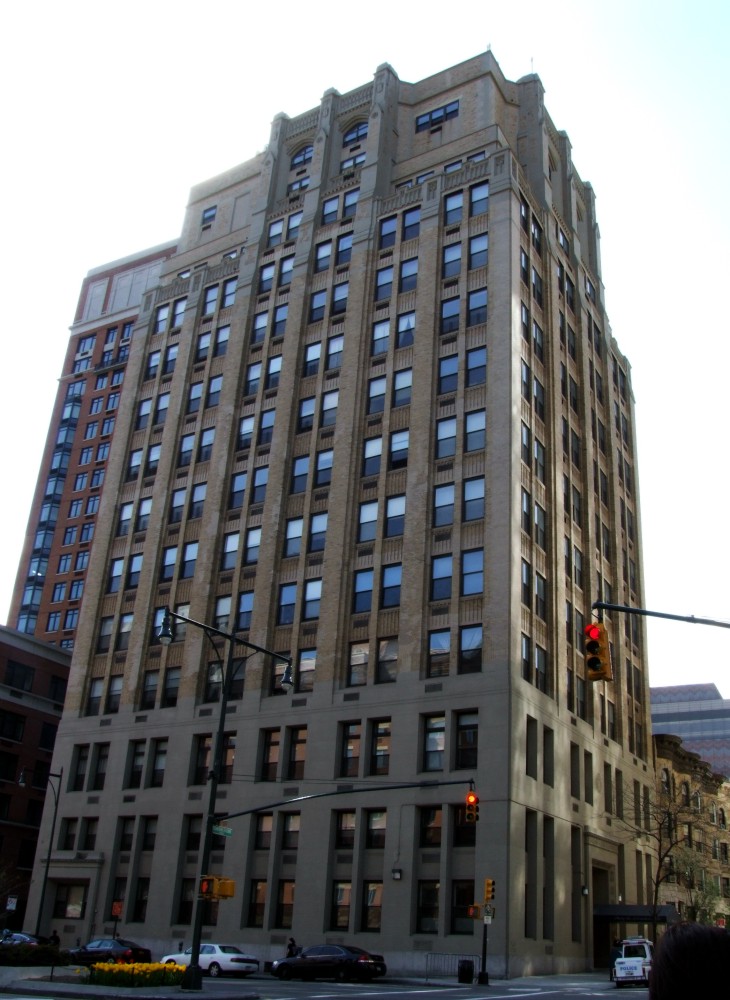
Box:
425;952;480;982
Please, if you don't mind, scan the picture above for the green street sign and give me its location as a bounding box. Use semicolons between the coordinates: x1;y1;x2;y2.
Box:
212;825;233;837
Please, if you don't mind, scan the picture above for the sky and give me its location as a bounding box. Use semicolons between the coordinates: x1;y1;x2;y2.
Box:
1;0;728;695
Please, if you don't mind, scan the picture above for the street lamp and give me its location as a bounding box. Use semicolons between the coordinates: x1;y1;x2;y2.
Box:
18;767;63;938
158;606;292;990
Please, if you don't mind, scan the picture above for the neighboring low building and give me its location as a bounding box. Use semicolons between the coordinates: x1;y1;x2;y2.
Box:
653;733;730;925
0;626;69;929
652;684;730;778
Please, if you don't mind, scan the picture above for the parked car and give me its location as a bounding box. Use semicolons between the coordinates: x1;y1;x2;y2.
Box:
271;944;386;981
161;943;259;977
0;931;49;946
65;937;152;965
612;936;653;988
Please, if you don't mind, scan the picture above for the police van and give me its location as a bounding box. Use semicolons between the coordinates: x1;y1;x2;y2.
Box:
612;936;653;988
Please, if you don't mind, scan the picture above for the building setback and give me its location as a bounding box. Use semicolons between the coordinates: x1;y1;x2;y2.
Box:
24;52;650;976
652;685;730;780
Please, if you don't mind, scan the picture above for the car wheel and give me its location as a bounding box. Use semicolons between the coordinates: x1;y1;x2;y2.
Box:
166;960;177;966
208;962;221;977
278;966;292;981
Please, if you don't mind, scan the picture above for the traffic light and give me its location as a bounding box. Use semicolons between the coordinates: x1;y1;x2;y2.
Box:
467;904;481;919
199;876;235;899
583;621;613;682
484;878;495;902
465;790;480;823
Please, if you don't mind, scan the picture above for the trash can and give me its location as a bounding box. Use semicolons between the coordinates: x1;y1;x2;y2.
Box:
457;959;474;984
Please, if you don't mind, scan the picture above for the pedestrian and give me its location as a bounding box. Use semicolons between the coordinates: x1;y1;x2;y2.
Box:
50;930;60;947
608;938;621;980
286;937;297;958
649;922;730;999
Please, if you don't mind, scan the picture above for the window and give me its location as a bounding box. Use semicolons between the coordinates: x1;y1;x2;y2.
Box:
362;437;382;477
298;397;315;431
428;630;450;677
464;476;485;520
466;346;487;386
107;558;123;594
326;334;343;369
381;564;402;608
385;494;405;536
470;181;488;216
399;257;418;292
259;408;276;444
456;711;478;768
126;554;143;589
259;264;275;294
315;241;331;272
353;569;373;613
303;579;321;619
467;288;487;326
434;483;454;526
348;642;368;686
160;546;177;582
465;410;486;451
459;626;482;673
441;296;460;333
252;466;268;503
367;377;386;415
272;305;287;337
461;549;484;597
309;512;327;552
206;374;223;407
321;389;339;427
290;455;308;493
393;368;412;406
442;242;461;278
438;355;458;393
403;206;420;240
372;319;390;355
278;255;294;288
245;527;261;563
416;99;458;131
420;807;442;846
389;429;409;468
423;715;445;770
252;311;268;343
237;591;254;630
315;448;333;485
379;215;397;248
444;191;463;225
431;555;452;601
322;196;339;224
340;722;361;777
469;233;488;269
436;417;456;458
343;188;359;218
397;311;415;347
331;281;348;315
375;266;393;301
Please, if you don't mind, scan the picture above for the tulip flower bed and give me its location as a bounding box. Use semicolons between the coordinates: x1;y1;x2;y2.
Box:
89;962;186;987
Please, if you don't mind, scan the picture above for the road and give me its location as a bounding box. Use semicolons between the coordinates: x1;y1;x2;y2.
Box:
202;973;646;1000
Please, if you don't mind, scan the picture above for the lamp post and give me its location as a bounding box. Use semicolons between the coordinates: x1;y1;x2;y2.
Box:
18;767;63;938
158;607;292;990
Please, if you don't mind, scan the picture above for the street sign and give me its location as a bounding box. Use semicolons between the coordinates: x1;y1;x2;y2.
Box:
6;897;17;912
212;825;233;837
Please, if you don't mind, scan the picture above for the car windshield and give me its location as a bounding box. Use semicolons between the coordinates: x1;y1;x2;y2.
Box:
625;945;647;958
220;946;245;954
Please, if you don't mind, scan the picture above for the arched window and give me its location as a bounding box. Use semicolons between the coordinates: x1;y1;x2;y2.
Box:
290;144;313;169
343;121;368;146
681;781;690;806
660;768;671;794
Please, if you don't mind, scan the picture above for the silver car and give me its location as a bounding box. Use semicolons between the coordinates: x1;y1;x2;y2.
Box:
161;943;259;977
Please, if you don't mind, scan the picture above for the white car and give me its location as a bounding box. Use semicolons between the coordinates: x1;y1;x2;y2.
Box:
161;943;259;977
612;937;653;988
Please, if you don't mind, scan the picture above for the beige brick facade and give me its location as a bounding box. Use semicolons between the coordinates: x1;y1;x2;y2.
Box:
27;51;651;977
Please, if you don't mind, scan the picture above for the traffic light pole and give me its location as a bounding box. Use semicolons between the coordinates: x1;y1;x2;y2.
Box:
592;601;730;629
478;918;489;985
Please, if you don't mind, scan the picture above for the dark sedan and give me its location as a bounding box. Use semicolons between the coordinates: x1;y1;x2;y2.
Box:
65;937;152;965
271;944;386;981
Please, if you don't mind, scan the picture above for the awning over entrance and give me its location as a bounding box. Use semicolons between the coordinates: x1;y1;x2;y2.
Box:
593;903;680;923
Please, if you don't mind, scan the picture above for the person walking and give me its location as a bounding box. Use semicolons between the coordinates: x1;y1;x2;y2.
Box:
286;937;297;958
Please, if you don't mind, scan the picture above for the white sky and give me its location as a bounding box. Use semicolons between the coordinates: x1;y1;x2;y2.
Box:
2;0;729;695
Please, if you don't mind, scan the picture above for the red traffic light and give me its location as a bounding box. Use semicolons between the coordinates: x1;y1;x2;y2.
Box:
466;791;478;806
584;623;601;643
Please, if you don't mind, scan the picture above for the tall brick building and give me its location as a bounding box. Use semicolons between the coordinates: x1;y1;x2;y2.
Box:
24;52;651;976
